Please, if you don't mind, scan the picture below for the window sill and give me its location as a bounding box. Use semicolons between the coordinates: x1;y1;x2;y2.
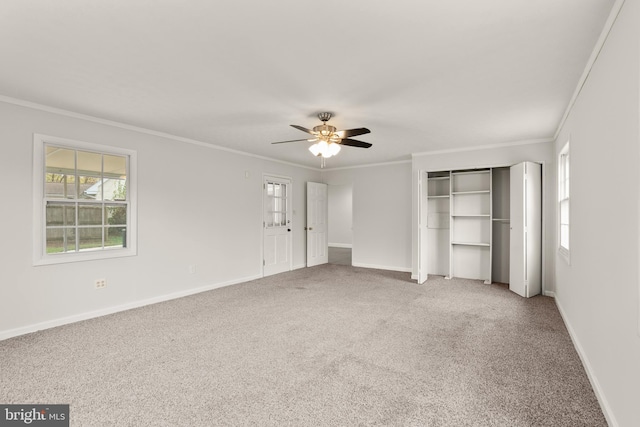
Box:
33;248;137;266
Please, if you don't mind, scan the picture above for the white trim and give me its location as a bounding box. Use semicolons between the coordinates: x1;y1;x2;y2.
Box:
33;134;138;265
352;262;412;273
328;243;352;248
1;95;320;172
292;263;306;270
554;0;626;140
0;273;262;342
411;138;553;158
322;159;411;171
558;141;570;265
411;274;418;280
554;298;618;427
543;291;555;298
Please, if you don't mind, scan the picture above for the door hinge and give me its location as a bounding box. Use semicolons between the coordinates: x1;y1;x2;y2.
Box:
263;260;265;266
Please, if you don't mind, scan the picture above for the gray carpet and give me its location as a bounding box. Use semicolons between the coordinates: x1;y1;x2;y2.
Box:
329;247;352;266
0;265;606;426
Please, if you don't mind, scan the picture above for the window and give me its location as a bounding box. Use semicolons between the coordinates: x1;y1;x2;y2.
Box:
33;134;137;265
265;180;289;228
558;142;570;262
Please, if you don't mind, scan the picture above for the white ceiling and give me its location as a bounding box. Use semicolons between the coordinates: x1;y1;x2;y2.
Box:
0;0;615;169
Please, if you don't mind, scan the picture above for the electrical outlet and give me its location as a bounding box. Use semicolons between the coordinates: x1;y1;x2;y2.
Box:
188;265;196;274
95;279;107;289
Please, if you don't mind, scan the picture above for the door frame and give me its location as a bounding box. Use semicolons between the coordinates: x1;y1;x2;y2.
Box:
262;173;293;277
417;161;548;294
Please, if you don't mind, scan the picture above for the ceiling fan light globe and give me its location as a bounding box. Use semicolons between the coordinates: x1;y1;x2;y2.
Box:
309;144;321;156
329;142;341;156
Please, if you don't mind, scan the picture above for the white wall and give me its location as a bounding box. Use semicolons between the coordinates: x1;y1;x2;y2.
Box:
411;141;556;292
322;162;412;272
553;0;640;425
0;100;321;339
328;184;353;247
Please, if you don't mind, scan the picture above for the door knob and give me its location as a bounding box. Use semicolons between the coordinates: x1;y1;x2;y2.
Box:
308;227;313;231
287;229;291;232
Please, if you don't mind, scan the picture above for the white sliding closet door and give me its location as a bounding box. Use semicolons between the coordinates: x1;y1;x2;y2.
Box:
509;162;542;297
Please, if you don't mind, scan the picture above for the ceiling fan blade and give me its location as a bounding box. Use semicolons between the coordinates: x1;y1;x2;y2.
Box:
340;138;372;148
336;127;371;138
271;138;313;144
290;124;315;135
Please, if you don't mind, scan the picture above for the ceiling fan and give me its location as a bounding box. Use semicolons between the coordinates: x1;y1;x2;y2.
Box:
271;112;372;166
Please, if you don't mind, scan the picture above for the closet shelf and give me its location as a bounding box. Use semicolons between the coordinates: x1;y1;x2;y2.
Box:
428;195;450;199
451;190;490;195
451;214;489;217
492;218;510;222
452;170;490;176
451;241;490;247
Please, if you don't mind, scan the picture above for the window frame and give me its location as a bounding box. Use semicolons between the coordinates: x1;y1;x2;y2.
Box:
558;141;570;264
33;134;137;265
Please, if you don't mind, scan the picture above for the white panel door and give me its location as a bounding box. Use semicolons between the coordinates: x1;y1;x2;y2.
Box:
263;176;292;277
418;172;429;283
306;182;328;267
509;162;542;297
509;163;526;297
525;162;542;296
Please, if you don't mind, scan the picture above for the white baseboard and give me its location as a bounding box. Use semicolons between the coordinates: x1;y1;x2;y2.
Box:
543;290;556;297
411;274;418;280
0;273;262;342
328;243;352;248
352;262;412;273
554;298;617;427
292;263;306;270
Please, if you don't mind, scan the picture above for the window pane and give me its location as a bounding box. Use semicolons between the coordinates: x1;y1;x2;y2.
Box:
105;226;126;248
105;205;127;226
45;146;75;174
560;225;569;249
45;173;77;199
78;204;102;225
103;178;127;201
47;227;76;254
267;183;274;196
78;176;102;199
77;150;102;175
560;200;569;225
79;227;103;251
46;204;76;226
104;155;126;177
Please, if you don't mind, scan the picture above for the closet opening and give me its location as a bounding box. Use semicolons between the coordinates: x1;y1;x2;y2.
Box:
418;162;542;297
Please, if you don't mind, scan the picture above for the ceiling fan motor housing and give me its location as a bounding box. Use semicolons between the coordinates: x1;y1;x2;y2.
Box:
313;124;337;137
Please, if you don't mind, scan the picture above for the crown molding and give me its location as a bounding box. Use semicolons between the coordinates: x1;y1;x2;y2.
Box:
321;159;411;172
0;95;321;172
411;138;553;158
553;0;626;140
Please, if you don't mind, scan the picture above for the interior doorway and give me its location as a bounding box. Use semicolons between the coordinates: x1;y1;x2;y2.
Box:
327;184;353;266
